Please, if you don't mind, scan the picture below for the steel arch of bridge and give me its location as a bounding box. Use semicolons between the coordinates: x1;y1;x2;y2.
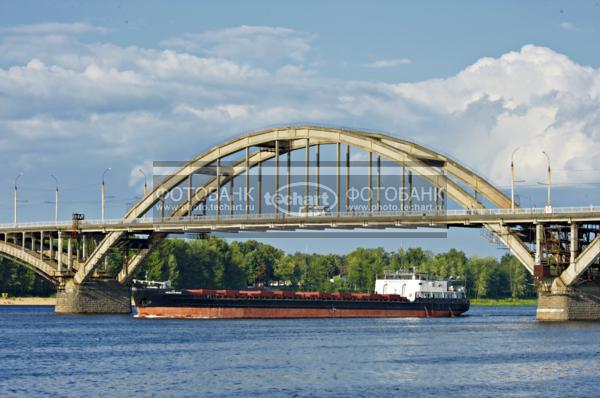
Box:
71;126;534;285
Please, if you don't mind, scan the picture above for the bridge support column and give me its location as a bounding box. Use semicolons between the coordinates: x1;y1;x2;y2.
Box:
570;223;578;269
537;279;600;321
76;239;80;263
535;224;543;265
49;235;54;260
67;238;72;271
56;279;131;314
57;231;63;272
82;236;87;260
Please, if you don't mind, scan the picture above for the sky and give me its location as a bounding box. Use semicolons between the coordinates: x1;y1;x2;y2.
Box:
1;0;600;257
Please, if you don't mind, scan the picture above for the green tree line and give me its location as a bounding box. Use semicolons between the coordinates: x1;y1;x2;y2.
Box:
1;237;535;299
0;258;55;296
129;237;536;298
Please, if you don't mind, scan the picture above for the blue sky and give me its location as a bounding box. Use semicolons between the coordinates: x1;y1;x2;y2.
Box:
3;1;600;81
1;1;600;257
0;1;597;78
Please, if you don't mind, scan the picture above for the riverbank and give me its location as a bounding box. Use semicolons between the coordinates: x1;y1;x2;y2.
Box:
0;297;55;306
470;298;537;306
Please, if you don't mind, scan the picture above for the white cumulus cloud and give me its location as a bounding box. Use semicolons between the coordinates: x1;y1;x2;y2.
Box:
160;25;314;66
559;21;593;33
0;22;110;35
366;58;411;68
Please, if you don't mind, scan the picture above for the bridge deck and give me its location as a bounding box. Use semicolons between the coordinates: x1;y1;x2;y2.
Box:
2;207;600;234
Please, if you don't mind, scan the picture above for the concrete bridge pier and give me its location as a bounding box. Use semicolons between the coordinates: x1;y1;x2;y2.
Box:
537;279;600;321
55;278;131;314
533;221;600;321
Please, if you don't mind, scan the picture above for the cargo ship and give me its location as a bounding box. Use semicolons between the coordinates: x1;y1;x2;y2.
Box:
132;271;469;319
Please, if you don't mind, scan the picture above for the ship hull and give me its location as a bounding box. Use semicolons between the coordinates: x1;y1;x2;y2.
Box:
136;306;461;318
133;288;469;319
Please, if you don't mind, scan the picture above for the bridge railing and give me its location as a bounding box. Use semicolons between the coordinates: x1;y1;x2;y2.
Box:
75;205;600;224
2;205;600;229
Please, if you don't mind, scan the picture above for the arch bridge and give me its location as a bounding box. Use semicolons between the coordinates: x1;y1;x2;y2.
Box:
2;126;600;320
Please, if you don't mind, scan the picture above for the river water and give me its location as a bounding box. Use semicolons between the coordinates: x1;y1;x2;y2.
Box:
1;305;599;397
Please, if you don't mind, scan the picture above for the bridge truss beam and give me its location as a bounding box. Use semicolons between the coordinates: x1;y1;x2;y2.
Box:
0;240;58;283
556;232;600;287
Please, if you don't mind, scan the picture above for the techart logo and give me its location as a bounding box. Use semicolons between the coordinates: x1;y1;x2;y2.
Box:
264;182;338;216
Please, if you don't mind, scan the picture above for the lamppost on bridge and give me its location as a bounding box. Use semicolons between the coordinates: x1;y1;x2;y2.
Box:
50;174;59;224
138;168;148;220
542;151;552;211
101;168;111;222
511;147;519;212
13;172;23;225
138;168;148;197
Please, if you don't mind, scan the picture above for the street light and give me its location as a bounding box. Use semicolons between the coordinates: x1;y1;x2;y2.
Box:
13;172;23;225
542;151;551;210
139;168;148;220
510;147;520;211
138;168;148;197
102;168;111;222
50;174;59;223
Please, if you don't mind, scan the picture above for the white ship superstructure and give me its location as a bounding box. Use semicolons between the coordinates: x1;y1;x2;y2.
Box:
374;271;465;302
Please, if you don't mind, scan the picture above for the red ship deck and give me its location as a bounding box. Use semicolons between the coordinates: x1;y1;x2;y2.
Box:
185;289;410;302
